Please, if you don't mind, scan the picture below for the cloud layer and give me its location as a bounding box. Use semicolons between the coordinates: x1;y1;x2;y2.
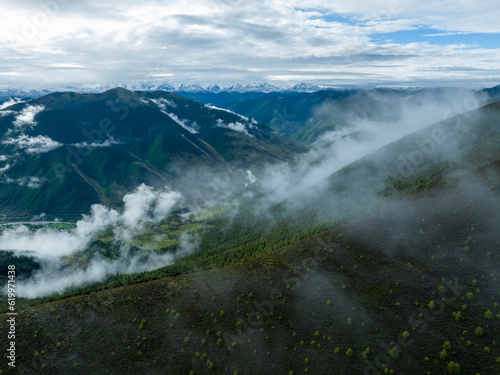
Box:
2;134;62;154
0;183;187;297
0;0;498;87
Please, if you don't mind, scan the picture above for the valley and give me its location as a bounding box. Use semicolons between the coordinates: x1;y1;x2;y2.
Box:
0;86;499;374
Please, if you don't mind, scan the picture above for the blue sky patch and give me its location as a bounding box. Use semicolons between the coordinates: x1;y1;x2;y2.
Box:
370;28;500;49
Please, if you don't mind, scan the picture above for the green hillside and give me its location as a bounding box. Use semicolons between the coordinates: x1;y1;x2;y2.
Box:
216;87;489;145
0;89;305;216
2;100;499;374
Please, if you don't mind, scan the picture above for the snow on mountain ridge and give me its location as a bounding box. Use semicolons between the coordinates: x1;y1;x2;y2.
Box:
0;81;323;99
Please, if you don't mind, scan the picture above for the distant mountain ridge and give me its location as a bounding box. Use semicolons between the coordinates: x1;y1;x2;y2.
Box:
0;81;322;102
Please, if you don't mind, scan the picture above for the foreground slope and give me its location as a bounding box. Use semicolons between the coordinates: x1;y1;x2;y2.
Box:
3;175;499;375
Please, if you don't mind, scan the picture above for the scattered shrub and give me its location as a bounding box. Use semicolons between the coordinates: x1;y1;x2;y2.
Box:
389;347;398;358
207;360;214;370
447;361;460;374
440;349;448;360
452;311;462;321
138;319;146;329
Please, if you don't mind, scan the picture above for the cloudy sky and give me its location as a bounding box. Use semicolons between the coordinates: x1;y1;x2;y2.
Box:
0;0;499;88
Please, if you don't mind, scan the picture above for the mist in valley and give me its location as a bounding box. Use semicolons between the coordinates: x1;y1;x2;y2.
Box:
0;88;496;299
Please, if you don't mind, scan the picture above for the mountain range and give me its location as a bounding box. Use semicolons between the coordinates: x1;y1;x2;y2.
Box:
0;88;304;216
0;82;322;103
1;92;499;375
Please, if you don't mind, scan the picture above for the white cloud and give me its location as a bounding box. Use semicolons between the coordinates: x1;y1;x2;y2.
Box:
151;97;177;108
150;98;199;133
1;176;44;188
0;182;186;298
216;119;253;137
424;32;473;37
245;170;257;187
2;134;62;154
153;190;183;220
149;73;174;77
205;104;249;121
0;97;25;110
0;183;183;257
71;136;123;148
16;231;199;298
12;105;44;128
0;1;498;87
257;89;482;206
0;110;14;117
165;112;199;134
0;155;7;161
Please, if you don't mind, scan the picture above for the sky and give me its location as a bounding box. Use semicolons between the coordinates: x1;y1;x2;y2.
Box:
0;0;499;89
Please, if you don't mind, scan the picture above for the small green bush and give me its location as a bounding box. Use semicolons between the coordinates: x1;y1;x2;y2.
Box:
389;347;398;358
138;319;146;329
474;327;484;336
447;361;460;374
207;360;214;370
440;349;448;360
452;311;462;321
